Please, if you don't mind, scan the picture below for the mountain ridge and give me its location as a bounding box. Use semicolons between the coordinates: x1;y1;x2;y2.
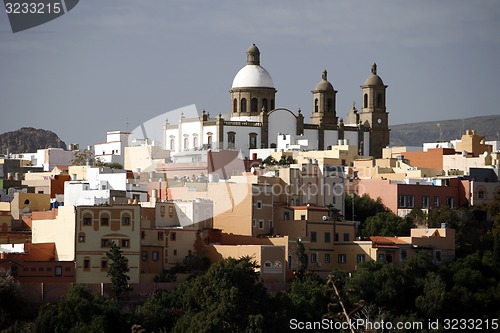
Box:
0;127;67;154
389;115;500;147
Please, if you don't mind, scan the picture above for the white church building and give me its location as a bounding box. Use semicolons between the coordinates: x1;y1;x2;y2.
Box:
164;44;389;159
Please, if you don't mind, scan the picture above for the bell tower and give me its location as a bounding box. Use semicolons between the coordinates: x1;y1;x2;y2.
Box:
310;69;337;126
359;63;389;158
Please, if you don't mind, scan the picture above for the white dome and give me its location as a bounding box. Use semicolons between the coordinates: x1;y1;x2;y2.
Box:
232;65;274;89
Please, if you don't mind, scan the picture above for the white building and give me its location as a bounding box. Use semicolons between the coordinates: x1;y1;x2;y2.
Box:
94;131;130;166
64;167;147;206
164;44;389;159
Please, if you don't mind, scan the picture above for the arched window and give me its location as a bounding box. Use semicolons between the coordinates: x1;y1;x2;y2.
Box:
170;138;175;150
376;93;383;107
327;98;333;112
271;99;275;110
364;93;368;108
251;98;258;112
262;98;268;111
314;99;319;113
184;137;189;150
193;136;198;149
227;132;236;149
249;133;257;149
207;132;213;148
240;98;247;113
233;98;237;113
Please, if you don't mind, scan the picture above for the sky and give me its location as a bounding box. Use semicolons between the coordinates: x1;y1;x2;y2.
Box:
1;0;499;148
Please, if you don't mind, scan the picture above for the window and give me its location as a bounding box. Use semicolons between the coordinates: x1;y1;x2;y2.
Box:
158;232;164;240
83;217;91;225
101;259;108;271
141;231;146;239
446;197;455;208
141;251;148;261
249;133;257;149
55;266;62;277
314;98;319;112
152;251;159;261
327;98;333;112
101;239;109;247
193;136;198;148
251;98;258;112
324;254;331;263
422;196;430;208
334;233;339;242
478;191;485;199
240;98;247;113
407;195;415;208
233;98;237;112
207;134;212;147
310;253;317;263
100;217;109;226
343;233;350;242
121;239;129;248
256;200;262;209
258;220;264;229
401;250;407;260
300;215;306;221
310;231;317;242
173;249;177;256
83;258;90;271
264;261;272;268
271;99;275;110
338;254;346;264
262;98;268;111
284;212;290;220
376;93;382;107
363;93;368;108
227;132;236;149
378;253;386;261
434;196;440;208
170;232;176;241
122;216;130;225
78;233;85;243
435;250;442;262
324;232;331;243
357;254;365;263
252;219;256;228
184;137;189;150
170;138;175;150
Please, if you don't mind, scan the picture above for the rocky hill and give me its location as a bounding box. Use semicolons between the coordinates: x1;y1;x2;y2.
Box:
0;127;66;154
390;115;500;147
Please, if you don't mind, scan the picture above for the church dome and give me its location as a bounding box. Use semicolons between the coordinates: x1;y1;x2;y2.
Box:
232;65;275;88
313;69;334;91
231;44;275;89
363;63;385;86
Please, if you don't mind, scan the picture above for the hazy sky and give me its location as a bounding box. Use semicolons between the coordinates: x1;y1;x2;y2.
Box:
1;0;499;148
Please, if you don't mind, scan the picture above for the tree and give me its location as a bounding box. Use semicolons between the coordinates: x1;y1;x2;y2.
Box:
106;242;130;300
344;193;388;223
71;149;106;166
0;268;21;330
134;290;176;333
169;257;269;332
295;239;308;275
362;211;413;237
33;285;125;333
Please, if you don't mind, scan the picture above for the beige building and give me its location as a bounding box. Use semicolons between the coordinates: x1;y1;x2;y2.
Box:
10;192;51;220
32;204;142;283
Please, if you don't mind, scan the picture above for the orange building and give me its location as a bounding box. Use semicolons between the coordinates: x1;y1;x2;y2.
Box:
401;148;455;171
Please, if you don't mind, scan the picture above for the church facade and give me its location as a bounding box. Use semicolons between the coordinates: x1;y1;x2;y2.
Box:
164;44;389;159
